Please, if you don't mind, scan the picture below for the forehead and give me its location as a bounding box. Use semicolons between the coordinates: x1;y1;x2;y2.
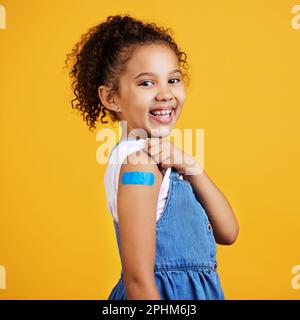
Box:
124;44;179;76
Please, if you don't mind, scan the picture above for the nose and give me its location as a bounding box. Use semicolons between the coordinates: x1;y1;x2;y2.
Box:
155;85;174;101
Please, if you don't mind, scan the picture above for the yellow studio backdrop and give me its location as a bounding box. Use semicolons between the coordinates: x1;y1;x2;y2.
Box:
0;0;299;300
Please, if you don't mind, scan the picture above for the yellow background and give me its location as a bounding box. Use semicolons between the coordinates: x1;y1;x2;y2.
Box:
0;0;300;299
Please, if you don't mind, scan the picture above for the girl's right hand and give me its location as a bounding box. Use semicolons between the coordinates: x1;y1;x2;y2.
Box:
143;137;203;176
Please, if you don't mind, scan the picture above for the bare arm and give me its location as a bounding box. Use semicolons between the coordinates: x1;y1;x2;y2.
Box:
117;150;163;299
184;169;239;245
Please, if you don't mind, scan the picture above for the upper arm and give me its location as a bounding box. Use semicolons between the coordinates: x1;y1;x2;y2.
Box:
117;150;163;285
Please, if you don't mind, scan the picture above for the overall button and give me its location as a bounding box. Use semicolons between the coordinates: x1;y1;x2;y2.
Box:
207;223;212;232
213;262;217;271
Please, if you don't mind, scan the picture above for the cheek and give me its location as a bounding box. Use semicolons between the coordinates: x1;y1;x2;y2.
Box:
131;92;152;113
176;88;186;106
125;100;149;122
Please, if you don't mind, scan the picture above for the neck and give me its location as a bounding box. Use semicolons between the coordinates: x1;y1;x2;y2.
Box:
119;121;148;141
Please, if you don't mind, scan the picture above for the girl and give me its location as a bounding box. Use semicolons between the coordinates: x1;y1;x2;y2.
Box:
65;14;239;300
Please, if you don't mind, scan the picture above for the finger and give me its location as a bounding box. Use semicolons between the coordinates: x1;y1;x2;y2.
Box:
152;146;170;164
153;150;171;166
152;152;163;164
143;137;160;154
160;155;172;169
143;138;150;154
148;143;161;159
161;148;172;165
149;137;161;147
153;139;171;159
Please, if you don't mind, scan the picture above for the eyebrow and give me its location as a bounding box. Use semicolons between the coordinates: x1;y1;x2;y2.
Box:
134;69;182;80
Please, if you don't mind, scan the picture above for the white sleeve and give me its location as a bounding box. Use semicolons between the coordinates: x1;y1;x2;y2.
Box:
104;139;147;222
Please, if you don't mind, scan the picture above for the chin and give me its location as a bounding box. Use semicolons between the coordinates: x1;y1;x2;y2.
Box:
148;127;172;138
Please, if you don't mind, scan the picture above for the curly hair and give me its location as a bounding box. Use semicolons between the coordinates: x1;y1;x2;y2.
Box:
64;14;190;132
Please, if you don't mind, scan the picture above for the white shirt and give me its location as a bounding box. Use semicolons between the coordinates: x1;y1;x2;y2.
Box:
103;138;183;223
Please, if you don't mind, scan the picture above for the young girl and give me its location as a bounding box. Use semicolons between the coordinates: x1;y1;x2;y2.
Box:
65;14;239;300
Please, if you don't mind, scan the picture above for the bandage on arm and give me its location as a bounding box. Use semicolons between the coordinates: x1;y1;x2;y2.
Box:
121;171;155;186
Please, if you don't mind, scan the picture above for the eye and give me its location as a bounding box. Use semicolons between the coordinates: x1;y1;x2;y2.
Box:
169;78;181;84
139;78;181;87
139;80;154;87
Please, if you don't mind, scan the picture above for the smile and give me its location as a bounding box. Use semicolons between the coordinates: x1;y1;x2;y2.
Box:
149;108;174;124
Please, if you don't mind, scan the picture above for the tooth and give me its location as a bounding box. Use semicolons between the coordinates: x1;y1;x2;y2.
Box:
152;109;172;115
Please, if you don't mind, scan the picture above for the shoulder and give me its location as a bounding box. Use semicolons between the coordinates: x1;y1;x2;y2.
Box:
116;149;163;230
112;139;163;185
118;149;163;191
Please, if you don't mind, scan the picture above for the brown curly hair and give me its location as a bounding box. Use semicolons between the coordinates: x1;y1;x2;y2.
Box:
64;14;190;132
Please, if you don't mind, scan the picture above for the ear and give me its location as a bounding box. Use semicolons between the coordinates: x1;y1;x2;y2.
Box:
98;85;121;112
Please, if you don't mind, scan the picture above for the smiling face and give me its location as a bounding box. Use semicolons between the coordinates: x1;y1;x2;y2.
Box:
114;44;186;139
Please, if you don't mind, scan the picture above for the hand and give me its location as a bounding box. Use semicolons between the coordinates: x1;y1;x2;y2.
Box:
143;137;203;176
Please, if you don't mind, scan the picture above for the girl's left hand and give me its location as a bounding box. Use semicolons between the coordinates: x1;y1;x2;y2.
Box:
143;137;203;176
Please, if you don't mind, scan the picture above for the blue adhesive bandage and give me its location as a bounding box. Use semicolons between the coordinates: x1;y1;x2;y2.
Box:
121;171;155;186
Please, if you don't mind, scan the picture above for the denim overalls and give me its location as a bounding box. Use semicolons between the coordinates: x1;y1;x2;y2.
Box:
108;167;225;300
